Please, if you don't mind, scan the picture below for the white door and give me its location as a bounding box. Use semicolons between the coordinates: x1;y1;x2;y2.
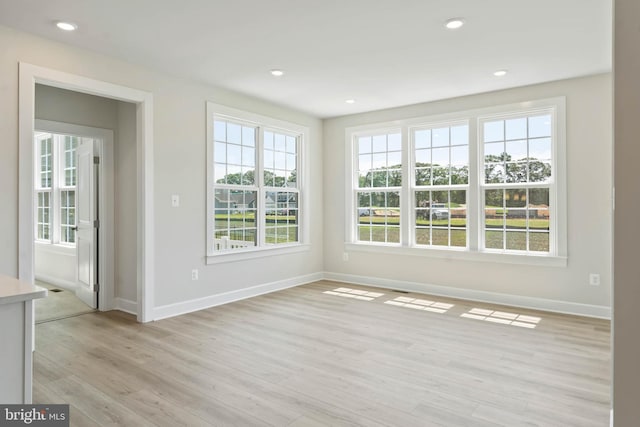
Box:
75;138;98;309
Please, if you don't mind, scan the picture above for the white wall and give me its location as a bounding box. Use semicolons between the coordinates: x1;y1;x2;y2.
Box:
115;101;138;303
0;25;323;316
613;0;640;423
323;74;612;316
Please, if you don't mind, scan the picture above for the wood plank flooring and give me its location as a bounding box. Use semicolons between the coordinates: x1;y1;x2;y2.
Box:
33;280;611;426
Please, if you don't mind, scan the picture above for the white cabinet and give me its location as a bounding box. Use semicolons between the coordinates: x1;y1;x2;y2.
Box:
0;275;46;403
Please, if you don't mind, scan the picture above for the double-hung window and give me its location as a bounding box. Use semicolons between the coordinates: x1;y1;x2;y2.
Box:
207;102;308;261
347;98;566;264
412;122;469;248
356;131;402;244
34;132;78;246
480;112;552;253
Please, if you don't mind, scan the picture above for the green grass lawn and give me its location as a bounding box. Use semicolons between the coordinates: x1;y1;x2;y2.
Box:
359;215;548;230
485;230;549;252
215;213;297;224
357;226;549;252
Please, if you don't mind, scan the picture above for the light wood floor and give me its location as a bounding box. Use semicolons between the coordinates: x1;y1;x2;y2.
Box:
35;281;95;324
33;280;611;426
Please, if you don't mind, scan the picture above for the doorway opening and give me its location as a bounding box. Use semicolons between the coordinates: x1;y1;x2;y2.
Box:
19;63;155;322
32;120;114;323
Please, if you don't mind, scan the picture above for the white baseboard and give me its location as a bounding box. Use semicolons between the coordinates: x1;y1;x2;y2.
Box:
114;297;137;315
34;274;77;291
323;272;611;319
152;272;323;321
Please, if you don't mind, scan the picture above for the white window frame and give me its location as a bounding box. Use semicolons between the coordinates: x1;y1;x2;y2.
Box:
206;102;310;264
344;97;567;267
34;131;78;248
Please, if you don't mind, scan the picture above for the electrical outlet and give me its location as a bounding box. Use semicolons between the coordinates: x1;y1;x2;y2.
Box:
343;252;349;262
589;273;600;286
191;269;199;280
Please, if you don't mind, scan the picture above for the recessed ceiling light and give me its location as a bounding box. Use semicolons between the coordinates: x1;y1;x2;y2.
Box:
493;69;508;77
56;21;77;31
345;99;355;104
270;69;284;77
445;18;465;29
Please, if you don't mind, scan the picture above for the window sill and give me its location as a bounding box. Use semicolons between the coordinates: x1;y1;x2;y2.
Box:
34;241;76;256
206;243;311;265
343;242;567;267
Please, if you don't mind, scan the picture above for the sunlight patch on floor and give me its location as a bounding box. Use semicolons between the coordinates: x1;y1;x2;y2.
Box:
461;308;541;328
384;296;454;313
323;287;385;301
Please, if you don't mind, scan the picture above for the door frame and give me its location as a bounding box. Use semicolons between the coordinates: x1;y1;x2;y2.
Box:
34;120;114;310
19;63;154;322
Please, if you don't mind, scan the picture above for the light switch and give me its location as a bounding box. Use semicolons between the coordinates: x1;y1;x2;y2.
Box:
171;194;180;207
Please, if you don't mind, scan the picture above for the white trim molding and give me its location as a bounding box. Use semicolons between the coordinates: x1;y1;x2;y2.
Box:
18;63;154;322
114;297;138;315
323;272;611;319
153;272;323;321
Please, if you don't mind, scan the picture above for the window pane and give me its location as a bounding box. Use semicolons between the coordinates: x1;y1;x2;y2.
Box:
37;191;51;241
264;130;298;191
451;166;468;185
227;144;241;165
484;142;505;160
63;136;78;187
485;230;504;250
432;228;449;246
275;133;286;152
484;120;504;142
485;164;505;183
506;231;527;251
388;133;401;151
432;147;449;166
227;123;241;144
505;189;527;207
451;229;466;247
530;138;551;160
450;125;468;146
60;190;76;244
415;227;430;245
372;135;386;152
530;232;550;252
39;137;52;188
414;190;466;248
505;118;527;140
213;189;258;251
506;140;527;161
451;146;468;166
264;131;274;150
528;115;551;138
359;136;372;154
506;162;527;183
528;160;551;183
243;127;256;147
242;147;255;167
388;151;401;167
415;149;430;164
214;120;226;141
214;141;226;162
414;129;431;149
415;168;431;186
356;190;400;244
432;128;449;147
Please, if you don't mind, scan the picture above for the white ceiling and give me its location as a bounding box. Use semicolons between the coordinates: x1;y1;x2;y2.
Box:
0;0;612;118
